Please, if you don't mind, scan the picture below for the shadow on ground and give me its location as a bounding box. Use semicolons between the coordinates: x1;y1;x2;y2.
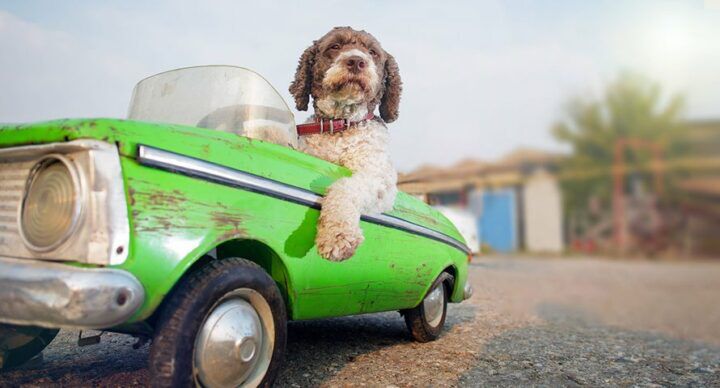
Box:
276;304;475;386
0;304;475;387
458;303;720;387
0;332;150;387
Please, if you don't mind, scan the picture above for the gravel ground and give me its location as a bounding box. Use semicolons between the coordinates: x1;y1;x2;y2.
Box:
1;256;719;387
458;304;719;386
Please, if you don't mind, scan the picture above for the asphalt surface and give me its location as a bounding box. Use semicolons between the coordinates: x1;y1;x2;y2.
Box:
1;256;719;387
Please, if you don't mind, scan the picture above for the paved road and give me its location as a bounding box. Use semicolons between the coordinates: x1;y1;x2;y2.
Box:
1;256;719;386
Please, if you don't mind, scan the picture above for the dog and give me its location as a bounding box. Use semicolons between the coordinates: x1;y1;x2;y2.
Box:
289;26;402;261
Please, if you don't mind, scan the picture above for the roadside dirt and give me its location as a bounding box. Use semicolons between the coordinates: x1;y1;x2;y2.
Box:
1;256;718;386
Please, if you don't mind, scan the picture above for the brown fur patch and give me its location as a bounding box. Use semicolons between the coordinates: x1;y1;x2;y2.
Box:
289;27;402;122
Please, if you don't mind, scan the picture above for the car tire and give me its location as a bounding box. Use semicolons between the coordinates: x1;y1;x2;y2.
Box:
0;324;58;370
402;273;452;343
149;257;287;388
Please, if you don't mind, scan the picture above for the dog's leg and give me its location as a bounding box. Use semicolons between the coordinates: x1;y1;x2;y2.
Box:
316;153;397;261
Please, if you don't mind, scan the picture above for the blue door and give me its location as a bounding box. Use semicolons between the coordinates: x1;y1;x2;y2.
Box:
479;189;517;253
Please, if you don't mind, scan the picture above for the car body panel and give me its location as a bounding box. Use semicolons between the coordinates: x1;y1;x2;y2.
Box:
0;118;469;323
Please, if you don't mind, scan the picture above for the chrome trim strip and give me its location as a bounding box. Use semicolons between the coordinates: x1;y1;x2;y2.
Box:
0;256;145;329
364;213;471;254
137;145;471;255
137;145;320;207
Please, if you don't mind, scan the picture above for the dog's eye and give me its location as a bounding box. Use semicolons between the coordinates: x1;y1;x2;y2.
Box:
369;49;377;56
330;44;341;50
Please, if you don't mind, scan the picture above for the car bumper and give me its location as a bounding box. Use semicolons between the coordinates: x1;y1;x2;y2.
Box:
463;281;473;300
0;256;145;329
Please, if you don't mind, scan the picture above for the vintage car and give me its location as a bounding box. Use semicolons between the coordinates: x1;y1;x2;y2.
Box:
0;66;472;387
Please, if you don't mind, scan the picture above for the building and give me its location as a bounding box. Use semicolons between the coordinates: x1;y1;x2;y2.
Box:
399;120;720;257
673;120;720;256
399;149;565;253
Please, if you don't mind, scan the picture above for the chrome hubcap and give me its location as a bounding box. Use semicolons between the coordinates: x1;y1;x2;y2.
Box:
194;289;274;387
423;284;445;327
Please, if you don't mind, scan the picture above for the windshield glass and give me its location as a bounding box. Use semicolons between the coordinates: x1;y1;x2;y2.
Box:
128;66;295;144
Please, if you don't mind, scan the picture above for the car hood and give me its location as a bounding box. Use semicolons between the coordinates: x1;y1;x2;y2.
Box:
0;118;466;247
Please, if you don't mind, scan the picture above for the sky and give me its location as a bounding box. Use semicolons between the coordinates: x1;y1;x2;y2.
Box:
1;0;719;172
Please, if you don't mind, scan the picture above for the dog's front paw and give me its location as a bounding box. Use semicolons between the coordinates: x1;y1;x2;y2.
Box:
316;220;364;261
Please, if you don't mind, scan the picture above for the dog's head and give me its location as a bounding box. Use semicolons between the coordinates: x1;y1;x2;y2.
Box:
289;27;402;122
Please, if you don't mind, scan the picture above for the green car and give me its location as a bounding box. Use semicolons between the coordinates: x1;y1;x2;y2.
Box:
0;66;472;387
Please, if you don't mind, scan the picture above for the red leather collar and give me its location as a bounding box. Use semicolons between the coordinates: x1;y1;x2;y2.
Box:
296;113;375;136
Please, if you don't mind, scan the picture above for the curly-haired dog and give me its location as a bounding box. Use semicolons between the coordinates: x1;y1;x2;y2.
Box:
290;26;402;261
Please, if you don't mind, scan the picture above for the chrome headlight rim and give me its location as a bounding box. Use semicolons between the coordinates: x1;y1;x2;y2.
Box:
18;154;85;253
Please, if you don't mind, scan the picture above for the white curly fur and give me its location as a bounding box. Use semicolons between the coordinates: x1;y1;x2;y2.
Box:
300;114;397;261
289;27;401;261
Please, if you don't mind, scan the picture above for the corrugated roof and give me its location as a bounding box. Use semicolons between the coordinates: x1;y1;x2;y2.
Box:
399;148;562;184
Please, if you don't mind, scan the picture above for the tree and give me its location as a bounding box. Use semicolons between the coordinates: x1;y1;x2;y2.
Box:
553;73;686;212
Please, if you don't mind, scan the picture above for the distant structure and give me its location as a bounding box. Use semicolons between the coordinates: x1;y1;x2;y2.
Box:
398;149;564;254
399;120;720;258
570;119;720;257
673;120;720;256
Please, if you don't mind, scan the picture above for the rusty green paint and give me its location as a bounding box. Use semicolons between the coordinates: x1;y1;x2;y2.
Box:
0;119;468;323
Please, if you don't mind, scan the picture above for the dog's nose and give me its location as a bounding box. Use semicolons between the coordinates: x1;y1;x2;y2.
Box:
345;56;366;73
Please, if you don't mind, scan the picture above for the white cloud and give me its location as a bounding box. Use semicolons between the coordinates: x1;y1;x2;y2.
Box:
0;10;148;121
1;1;719;171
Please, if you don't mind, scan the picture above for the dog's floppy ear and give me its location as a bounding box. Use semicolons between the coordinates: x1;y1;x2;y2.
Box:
289;42;317;111
379;53;402;123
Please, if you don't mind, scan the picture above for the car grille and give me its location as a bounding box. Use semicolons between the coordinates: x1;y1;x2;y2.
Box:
0;160;33;237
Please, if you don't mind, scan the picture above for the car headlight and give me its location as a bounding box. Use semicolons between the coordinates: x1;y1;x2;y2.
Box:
19;155;84;251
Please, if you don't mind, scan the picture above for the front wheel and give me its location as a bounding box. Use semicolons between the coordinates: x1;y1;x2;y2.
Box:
402;273;452;342
149;258;287;388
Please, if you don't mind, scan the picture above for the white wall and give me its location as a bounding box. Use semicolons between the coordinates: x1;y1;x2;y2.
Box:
523;169;564;252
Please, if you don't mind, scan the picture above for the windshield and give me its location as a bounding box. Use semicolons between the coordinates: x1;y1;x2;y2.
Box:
128;66;295;144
